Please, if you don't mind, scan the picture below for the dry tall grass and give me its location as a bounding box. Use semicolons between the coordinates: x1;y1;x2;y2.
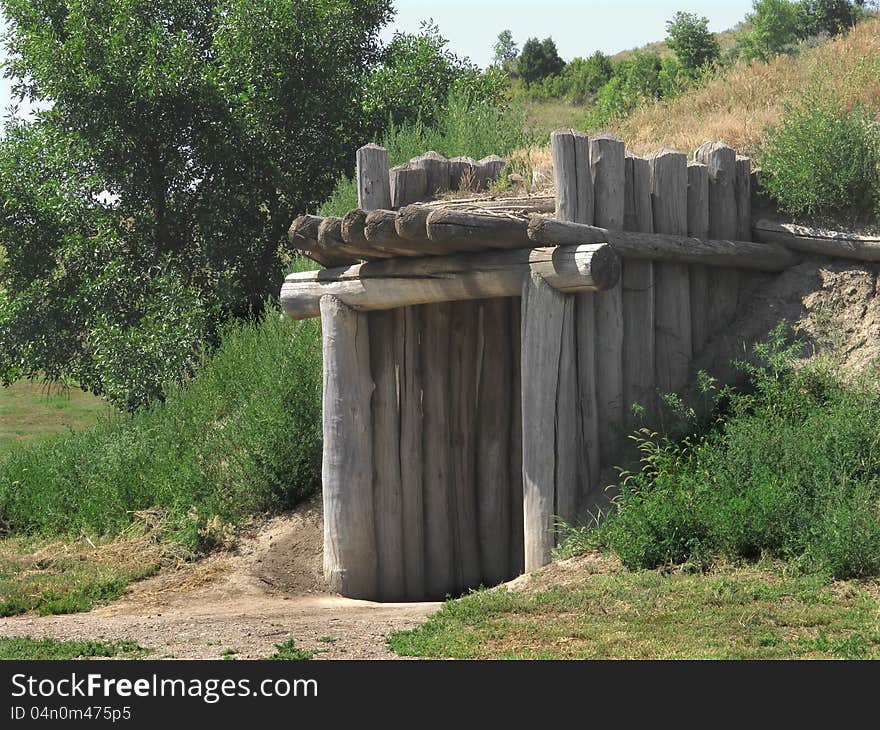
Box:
613;17;880;157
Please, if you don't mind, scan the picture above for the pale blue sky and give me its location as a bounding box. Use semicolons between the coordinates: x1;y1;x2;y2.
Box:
383;1;754;67
0;1;754;116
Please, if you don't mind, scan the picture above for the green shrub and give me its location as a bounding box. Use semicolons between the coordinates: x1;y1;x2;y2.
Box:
0;307;322;552
757;89;880;221
587;323;880;580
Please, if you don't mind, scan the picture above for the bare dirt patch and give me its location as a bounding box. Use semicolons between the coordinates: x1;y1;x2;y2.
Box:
0;498;440;659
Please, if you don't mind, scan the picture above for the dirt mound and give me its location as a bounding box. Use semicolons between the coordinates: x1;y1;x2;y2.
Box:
694;257;880;384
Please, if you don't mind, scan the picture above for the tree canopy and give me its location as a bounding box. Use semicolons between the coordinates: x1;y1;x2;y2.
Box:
665;11;721;75
0;0;393;408
518;37;565;86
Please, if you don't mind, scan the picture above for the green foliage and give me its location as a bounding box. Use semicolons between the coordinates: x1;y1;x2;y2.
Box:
522;52;613;105
267;639;314;660
592;323;880;580
0;637;146;660
0;308;322;553
799;0;861;37
757;87;880;221
735;0;803;61
665;11;721;76
0;0;392;407
518;37;565;87
363;20;490;134
493;29;518;74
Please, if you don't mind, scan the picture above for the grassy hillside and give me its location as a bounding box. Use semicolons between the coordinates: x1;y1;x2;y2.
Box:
0;382;108;456
610;17;880;156
610;26;740;63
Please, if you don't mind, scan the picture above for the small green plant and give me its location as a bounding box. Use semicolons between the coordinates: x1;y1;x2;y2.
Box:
221;648;239;660
267;639;314;660
758;86;880;222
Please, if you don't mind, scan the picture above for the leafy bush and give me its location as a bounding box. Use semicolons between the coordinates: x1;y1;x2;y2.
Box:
757;88;880;221
734;0;803;62
518;37;565;87
587;323;880;580
0;306;322;552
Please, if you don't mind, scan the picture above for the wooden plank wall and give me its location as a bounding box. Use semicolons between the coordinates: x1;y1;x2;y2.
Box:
322;136;754;600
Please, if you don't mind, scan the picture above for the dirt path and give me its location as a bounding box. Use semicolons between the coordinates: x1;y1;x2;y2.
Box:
0;499;440;659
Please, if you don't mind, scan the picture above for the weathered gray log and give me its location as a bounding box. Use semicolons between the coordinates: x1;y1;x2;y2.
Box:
449;156;477;191
390;163;428;208
508;297;524;575
736;156;752;242
422;195;556;214
422;302;455;598
398;205;512;254
576;293;601;497
412;151;451;196
398;305;426;600
317;216;373;263
591;134;625;467
555;293;580;526
521;273;566;571
425;208;532;251
551;128;593;224
753;219;880;260
476;298;512;585
650;148;691;393
527;216;798;270
320;296;376;599
622;154;655;424
553;127;598;518
694;141;738;331
479;155;506;186
450;301;481;590
369;309;405;601
288;214;347;268
281;242;621;319
356;143;391;211
341;208;368;246
687;162;710;354
365;209;449;256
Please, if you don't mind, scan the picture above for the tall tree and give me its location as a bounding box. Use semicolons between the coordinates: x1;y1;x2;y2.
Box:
493;29;518;73
735;0;802;61
518;37;565;86
0;0;393;408
665;11;721;76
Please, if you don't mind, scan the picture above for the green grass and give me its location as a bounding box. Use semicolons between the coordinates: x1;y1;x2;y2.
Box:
0;533;164;617
0;307;323;553
0;381;109;456
0;636;147;660
389;562;880;659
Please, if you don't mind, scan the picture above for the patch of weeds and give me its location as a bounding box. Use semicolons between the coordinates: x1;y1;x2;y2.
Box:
0;637;148;660
221;648;239;660
266;639;313;660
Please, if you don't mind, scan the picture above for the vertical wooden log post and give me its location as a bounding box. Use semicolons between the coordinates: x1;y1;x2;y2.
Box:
508;298;524;576
521;272;568;572
320;296;377;599
687;162;710;355
389;164;427;209
623;153;655;426
412;151;451;198
736;156;752;242
476;298;513;586
369;310;405;601
521;128;592;572
591;134;625;467
399;306;426;600
422;302;456;598
694;142;738;332
450;301;482;590
356;143;392;211
650;148;691;393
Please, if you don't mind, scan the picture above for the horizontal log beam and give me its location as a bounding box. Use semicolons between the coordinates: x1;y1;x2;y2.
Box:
288;214;353;268
753;219;880;262
426;208;532;250
529;215;799;272
281;243;620;319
